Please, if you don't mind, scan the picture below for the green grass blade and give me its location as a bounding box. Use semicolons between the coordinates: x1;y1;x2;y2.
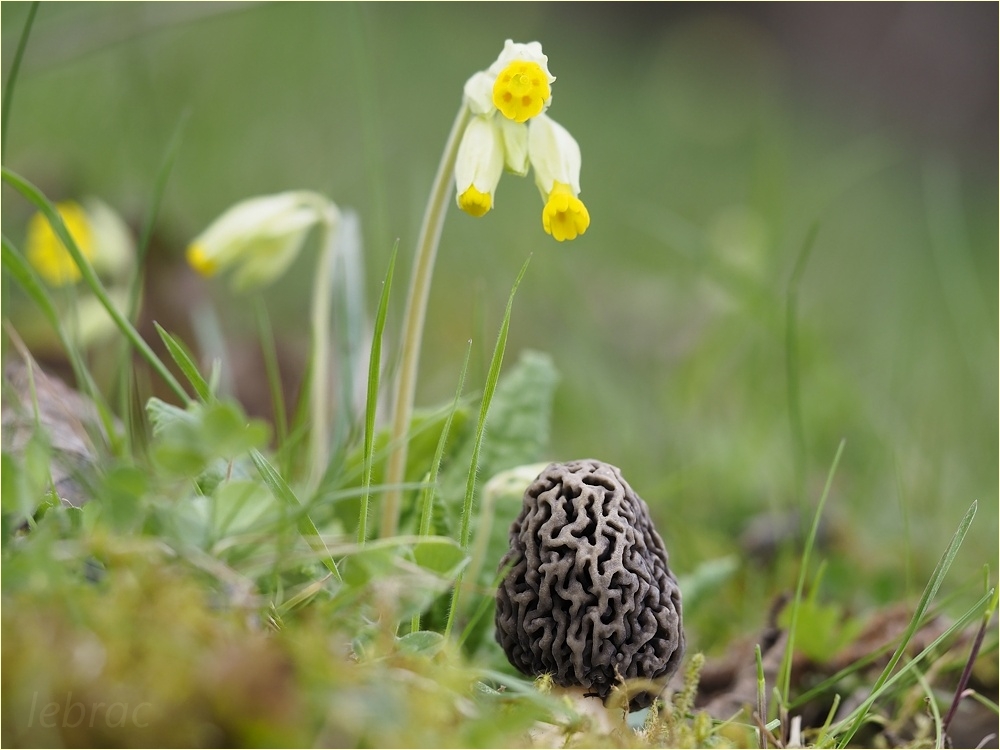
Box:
250;448;342;582
458;257;530;550
755;643;767;749
2;167;190;404
831;586;993;745
835;500;979;747
411;340;472;634
111;114;189;448
154;322;211;402
358;241;398;544
778;438;845;702
417;340;472;539
254;300;289;457
1;1;39;162
130;109;190;316
966;690;1000;716
444;255;530;639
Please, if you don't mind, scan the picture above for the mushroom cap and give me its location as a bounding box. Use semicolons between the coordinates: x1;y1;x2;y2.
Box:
495;459;684;710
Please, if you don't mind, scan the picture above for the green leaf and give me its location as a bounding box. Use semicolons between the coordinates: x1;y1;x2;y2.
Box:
413;537;466;577
100;464;149;532
396;630;445;656
145;398;269;477
677;555;740;611
777;595;862;661
201;401;270;457
146;397;195;435
211;479;276;538
155;322;211;402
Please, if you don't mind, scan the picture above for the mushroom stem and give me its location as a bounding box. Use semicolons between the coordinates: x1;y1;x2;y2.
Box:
563;685;622;735
530;685;625;745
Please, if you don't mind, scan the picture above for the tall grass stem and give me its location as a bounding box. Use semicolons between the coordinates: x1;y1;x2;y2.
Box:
411;339;472;634
358;243;398;543
444;258;530;639
1;1;39;163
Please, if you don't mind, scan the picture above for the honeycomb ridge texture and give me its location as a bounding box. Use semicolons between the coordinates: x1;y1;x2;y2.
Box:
495;459;684;710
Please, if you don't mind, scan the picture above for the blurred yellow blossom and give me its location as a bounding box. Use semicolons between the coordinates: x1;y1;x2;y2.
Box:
25;202;95;286
186;191;337;291
25;199;135;286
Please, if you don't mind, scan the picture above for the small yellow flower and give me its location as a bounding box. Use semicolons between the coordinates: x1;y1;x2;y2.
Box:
529;113;589;241
25;202;95;286
542;182;590;242
455;116;504;217
487;40;555;123
492;60;551;123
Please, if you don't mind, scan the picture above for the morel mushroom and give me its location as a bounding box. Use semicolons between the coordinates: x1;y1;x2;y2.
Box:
495;459;684;711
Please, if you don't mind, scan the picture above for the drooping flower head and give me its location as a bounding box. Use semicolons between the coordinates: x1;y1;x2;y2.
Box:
186;191;337;291
454;39;589;241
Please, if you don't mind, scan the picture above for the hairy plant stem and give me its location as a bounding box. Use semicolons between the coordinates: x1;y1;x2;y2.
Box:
308;213;340;492
381;103;471;538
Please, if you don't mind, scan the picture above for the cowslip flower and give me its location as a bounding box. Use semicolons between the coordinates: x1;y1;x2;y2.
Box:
25;199;134;286
25;201;94;286
529;114;590;242
453;39;589;241
186;191;337;291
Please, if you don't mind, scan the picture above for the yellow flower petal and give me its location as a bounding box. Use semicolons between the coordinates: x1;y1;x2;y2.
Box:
25;202;95;286
186;243;218;276
458;186;493;217
542;183;590;242
492;60;550;123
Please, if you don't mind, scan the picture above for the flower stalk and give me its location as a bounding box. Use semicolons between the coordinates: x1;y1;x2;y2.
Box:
381;103;471;539
307;213;340;492
381;39;588;538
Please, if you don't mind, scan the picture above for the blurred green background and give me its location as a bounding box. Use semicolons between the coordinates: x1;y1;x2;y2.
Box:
3;2;996;645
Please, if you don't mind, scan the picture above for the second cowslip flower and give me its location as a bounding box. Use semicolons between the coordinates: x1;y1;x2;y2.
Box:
454;40;590;242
